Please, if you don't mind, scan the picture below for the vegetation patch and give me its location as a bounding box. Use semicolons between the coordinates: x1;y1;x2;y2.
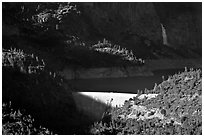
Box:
2;3;145;70
90;68;202;135
2;102;53;135
2;48;93;135
90;38;144;65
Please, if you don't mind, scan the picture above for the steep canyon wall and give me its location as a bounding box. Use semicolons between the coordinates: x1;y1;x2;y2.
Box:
77;2;201;54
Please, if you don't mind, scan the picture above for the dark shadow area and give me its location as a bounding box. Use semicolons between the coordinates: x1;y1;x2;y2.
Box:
2;67;109;135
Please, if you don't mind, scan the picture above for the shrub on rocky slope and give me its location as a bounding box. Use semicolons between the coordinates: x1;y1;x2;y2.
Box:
2;48;202;135
2;102;53;135
2;2;144;70
90;68;202;135
2;48;93;134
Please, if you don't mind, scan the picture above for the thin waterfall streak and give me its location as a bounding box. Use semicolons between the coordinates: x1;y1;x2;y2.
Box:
161;24;168;45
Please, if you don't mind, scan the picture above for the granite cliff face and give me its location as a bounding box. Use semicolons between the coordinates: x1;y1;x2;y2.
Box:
154;3;202;50
3;2;201;59
68;2;163;58
74;2;201;57
80;3;162;46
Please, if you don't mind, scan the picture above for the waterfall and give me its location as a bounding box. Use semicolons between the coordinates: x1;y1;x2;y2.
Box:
161;24;168;45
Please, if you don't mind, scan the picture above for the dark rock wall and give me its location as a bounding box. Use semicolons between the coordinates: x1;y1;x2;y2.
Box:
79;2;201;51
154;2;202;50
80;2;162;48
3;2;202;58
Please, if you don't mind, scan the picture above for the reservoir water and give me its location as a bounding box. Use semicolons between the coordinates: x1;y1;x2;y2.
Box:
68;68;187;93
